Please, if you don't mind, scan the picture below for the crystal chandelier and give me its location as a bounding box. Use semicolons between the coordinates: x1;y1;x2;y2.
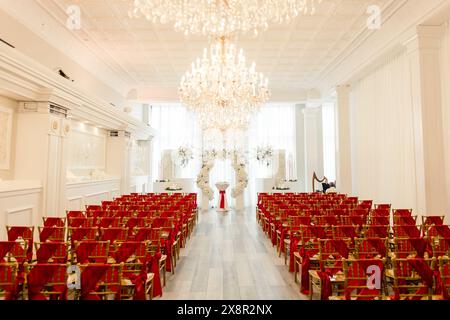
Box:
130;0;322;37
179;37;270;131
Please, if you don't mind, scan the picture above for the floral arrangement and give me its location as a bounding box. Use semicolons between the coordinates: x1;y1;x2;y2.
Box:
256;146;274;167
177;145;194;168
231;155;248;198
196;160;214;200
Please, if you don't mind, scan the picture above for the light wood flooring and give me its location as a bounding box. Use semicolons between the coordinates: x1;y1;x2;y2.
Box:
160;207;307;300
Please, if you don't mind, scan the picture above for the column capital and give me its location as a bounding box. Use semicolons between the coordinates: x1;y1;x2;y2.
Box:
404;25;444;53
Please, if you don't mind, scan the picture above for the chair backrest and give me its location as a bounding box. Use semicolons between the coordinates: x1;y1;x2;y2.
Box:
68;227;98;243
438;256;450;299
99;227;129;242
0;262;18;300
318;239;349;274
363;225;390;238
0;241;29;263
66;211;85;219
112;241;147;263
73;240;110;263
342;258;386;300
422;225;450;238
42;217;66;227
6;226;34;243
332;225;360;240
79;263;124;300
391;257;436;300
340;215;366;227
34;242;68;263
394;215;417;226
393;225;421;238
392;237;431;259
68;217;94;227
370;216;390;226
96;217;122;228
354;238;388;259
25;263;68;300
431;237;450;258
393;209;413;217
38;226;66;242
421;216;445;227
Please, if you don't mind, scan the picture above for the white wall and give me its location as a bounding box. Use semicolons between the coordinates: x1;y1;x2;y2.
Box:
0;95;17;181
440;20;450;219
349;51;418;210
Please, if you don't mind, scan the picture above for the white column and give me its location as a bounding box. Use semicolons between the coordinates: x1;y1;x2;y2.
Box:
15;102;69;217
335;85;352;195
405;26;447;215
295;104;306;191
303;106;324;192
106;130;132;195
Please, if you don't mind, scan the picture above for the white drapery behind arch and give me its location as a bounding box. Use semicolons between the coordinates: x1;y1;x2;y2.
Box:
150;103;297;207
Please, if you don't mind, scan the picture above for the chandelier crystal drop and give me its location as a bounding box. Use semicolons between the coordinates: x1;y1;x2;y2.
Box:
179;38;270;131
130;0;322;37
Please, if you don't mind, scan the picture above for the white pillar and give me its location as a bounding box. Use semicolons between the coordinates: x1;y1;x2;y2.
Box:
295;104;306;191
303;106;324;192
15;102;70;217
106;130;132;195
405;26;447;216
335;85;352;195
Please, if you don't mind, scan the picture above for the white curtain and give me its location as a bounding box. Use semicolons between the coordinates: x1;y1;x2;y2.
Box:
149;102;297;207
150;104;203;180
247;103;297;204
349;50;417;211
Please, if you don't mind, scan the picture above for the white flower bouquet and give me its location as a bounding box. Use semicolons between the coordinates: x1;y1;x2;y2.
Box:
256;146;273;167
177;145;194;168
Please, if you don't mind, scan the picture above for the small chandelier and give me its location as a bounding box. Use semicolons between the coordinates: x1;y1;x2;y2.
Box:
130;0;322;37
179;37;269;131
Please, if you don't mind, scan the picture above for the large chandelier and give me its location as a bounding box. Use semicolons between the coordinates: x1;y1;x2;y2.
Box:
130;0;322;37
179;37;269;131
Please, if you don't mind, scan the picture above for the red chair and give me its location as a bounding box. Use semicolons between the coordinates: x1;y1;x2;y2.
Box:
431;237;450;258
423;225;450;238
34;242;68;263
99;227;128;242
363;225;390;238
339;258;386;300
394;215;417;226
374;204;391;211
370;216;390;226
371;209;390;217
97;217;121;228
390;257;436;300
78;263;123;300
66;211;85;219
0;241;29;264
393;225;421;238
24;263;68;300
354;238;387;259
422;216;445;227
340;215;366;227
68;227;98;245
42;217;66;227
6;226;34;261
0;262;18;300
73;240;110;263
38;227;66;242
332;225;360;241
392;238;432;258
438;257;450;300
68;217;94;227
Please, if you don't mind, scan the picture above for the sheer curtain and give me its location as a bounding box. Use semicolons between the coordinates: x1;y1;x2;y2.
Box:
247;103;297;205
150;104;202;180
149;102;297;207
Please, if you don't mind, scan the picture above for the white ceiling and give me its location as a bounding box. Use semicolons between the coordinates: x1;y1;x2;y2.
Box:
14;0;399;101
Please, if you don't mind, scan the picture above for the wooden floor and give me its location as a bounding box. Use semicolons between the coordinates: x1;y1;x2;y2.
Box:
160;207;307;300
